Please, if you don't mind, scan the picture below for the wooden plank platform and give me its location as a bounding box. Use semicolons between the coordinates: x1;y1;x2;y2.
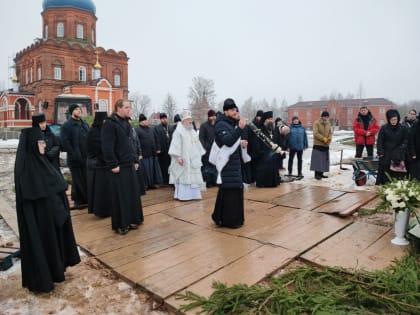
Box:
59;185;409;312
301;221;408;270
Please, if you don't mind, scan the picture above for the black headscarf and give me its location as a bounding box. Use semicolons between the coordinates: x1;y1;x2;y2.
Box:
15;127;67;200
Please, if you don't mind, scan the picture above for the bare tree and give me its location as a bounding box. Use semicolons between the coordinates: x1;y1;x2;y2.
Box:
161;93;177;123
188;76;217;122
240;97;255;120
130;92;151;119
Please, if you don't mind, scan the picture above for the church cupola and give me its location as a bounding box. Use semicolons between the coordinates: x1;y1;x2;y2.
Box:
41;0;97;46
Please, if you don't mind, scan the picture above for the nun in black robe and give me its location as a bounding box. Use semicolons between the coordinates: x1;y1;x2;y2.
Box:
86;112;112;217
14;127;80;293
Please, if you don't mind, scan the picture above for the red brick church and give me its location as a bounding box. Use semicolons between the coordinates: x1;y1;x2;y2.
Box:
0;0;129;129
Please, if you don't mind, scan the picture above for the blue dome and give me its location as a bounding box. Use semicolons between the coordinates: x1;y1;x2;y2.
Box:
42;0;96;15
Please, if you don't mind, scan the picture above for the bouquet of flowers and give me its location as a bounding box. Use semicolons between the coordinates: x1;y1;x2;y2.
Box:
376;178;420;214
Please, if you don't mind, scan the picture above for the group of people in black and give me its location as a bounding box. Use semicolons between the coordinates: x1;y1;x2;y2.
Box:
15;97;420;295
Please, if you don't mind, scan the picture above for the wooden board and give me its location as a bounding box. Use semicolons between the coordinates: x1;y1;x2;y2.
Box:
314;191;377;216
301;221;408;270
165;244;296;313
136;234;262;299
244;183;304;203
271;186;345;210
245;207;353;252
0;195;18;236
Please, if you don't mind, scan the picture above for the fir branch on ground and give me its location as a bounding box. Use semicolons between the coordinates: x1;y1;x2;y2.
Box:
176;254;420;315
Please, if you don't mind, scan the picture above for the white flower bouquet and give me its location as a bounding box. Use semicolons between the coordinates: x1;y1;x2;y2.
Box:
376;178;420;214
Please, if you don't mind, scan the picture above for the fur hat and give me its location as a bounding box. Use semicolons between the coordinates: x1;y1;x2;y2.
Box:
69;103;81;115
160;112;167;119
207;109;216;117
223;98;237;111
181;109;192;120
321;111;330;117
174;114;181;123
386;109;400;123
256;110;264;117
139;113;147;122
32;113;46;127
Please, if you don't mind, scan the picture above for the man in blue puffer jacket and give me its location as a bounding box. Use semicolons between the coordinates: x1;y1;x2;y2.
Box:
288;116;308;178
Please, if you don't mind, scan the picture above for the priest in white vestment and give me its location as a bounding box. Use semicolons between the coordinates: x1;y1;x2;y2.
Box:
168;110;206;200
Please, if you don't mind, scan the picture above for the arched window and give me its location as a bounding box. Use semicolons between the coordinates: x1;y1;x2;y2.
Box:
79;66;87;81
57;22;64;38
91;28;95;43
77;24;84;39
30;67;33;83
114;73;121;87
44;25;48;39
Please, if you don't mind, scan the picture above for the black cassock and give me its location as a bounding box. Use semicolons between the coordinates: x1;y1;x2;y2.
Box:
15;127;80;293
154;124;172;184
102;114;143;230
86;115;112;217
254;126;280;187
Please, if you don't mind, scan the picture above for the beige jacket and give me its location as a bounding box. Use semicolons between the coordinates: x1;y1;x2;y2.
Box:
313;118;333;147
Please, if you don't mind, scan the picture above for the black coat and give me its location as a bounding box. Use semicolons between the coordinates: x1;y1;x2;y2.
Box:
42;125;61;171
154;124;171;154
254;125;280;187
15;127;80;293
101;114;137;169
199;121;215;154
60;118;89;168
101;114;143;228
376;123;409;184
86;124;111;217
136;125;160;158
214;114;244;189
409;120;420;157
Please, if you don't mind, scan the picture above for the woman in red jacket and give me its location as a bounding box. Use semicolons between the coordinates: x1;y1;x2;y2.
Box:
353;106;380;158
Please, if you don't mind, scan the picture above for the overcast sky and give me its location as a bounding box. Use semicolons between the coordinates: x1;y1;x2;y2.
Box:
1;0;419;110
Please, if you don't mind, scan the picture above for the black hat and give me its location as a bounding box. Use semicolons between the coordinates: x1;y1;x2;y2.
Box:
69;103;80;115
93;112;108;126
160;112;167;119
262;111;273;121
223;98;237;111
32;113;46;127
139;114;147;122
321;111;330;117
256;110;264;117
386;109;400;123
174;114;181;123
207;109;216;117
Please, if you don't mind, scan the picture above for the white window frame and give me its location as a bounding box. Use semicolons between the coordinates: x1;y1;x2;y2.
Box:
114;74;121;86
91;28;95;42
25;69;29;84
44;25;48;39
57;22;64;38
30;67;33;83
77;24;84;39
54;67;62;80
79;66;87;81
38;66;42;80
